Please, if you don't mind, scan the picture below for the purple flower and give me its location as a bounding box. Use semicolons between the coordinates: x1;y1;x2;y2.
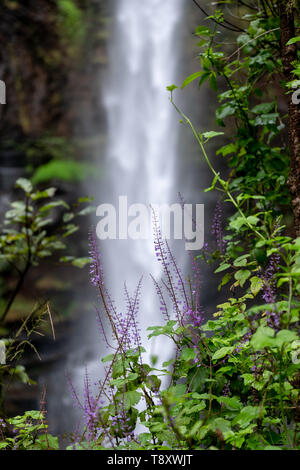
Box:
260;252;281;329
89;229;104;287
212;200;224;254
222;382;230;397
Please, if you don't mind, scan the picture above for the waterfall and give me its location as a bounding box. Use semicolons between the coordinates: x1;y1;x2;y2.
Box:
100;0;184;363
44;0;186;436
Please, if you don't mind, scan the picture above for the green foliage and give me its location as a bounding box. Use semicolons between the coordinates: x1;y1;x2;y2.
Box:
32;160;98;184
181;8;291;215
70;258;299;449
0;178;94;414
57;0;85;50
0;411;59;450
24;136;76;163
0;178;92;281
65;2;299;451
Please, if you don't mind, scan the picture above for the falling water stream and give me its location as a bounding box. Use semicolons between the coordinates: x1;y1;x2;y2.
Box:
44;0;194;436
100;0;184;358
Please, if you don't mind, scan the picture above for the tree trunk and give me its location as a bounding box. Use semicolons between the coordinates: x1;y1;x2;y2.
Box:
278;1;300;237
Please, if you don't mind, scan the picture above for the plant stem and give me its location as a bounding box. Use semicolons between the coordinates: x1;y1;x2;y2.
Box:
170;95;266;241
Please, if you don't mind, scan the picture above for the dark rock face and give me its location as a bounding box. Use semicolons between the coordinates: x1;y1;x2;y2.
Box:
0;0;110;150
0;1;111;425
0;1;67;139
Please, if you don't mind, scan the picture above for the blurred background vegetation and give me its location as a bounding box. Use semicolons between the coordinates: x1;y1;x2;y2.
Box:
0;0;113;418
0;0;222;427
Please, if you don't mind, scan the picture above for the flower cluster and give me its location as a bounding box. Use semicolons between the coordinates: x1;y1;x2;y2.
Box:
211;199;224;254
152;208;203;327
261;252;281;329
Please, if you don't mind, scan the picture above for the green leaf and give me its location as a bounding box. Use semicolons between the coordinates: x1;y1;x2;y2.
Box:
241;373;255;387
251;102;274;115
250;326;275;350
39;201;69;213
202;131;224;141
166;84;178;92
63;224;79;237
253;113;278;127
229;217;246;231
71;257;91;268
169;384;187;397
16;178;33;194
246;215;259;226
250;276;264;296
78;196;94;203
212;346;234;361
162;359;174;368
216;104;236;122
233;255;250;267
232;406;262;429
101;353;115;363
35;434;59;450
32;160;97;184
234;270;251;287
215;263;231;273
181;348;196;361
195;26;211;36
286;36;300;45
274;330;298;348
217;143;237;157
9;366;35;385
63;213;75;222
77;206;96;216
218;272;232;291
185;402;206;414
209;418;233;439
217;396;242;411
181;71;203;89
209;73;218;91
204;173;220;193
123;391;142;409
32;188;57;200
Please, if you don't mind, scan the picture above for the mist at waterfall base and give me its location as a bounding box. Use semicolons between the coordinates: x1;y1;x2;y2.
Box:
43;0;218;437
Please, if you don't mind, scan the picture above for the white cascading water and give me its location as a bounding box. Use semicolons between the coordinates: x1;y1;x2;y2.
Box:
99;0;184;362
44;0;186;435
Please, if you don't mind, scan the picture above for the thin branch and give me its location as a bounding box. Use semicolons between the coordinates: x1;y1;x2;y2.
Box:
191;0;245;32
226;27;280;61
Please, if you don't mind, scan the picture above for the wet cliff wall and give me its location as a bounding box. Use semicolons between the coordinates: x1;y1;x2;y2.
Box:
0;0;111;185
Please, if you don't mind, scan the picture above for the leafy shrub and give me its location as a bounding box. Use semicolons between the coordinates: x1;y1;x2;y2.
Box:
66;3;300;450
0;178;93;416
0;411;58;450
